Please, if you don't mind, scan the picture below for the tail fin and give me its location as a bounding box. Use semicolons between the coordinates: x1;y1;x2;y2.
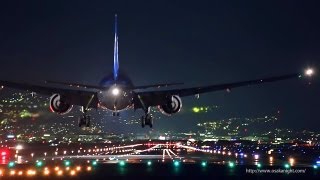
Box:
113;14;119;81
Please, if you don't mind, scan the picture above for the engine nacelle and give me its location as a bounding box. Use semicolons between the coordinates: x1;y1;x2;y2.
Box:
49;94;73;115
158;95;182;116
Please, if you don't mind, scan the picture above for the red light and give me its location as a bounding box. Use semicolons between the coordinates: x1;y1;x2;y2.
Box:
1;152;6;156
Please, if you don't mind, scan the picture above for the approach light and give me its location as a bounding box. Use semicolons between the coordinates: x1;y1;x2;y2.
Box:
112;88;120;96
305;68;314;77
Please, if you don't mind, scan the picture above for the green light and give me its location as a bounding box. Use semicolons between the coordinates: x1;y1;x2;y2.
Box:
201;161;207;167
228;162;235;168
174;161;180;167
284;163;290;169
119;161;126;166
147;161;152;166
92;161;98;166
64;160;71;167
36;161;43;167
257;163;261;168
313;165;318;169
8;161;15;168
192;107;200;113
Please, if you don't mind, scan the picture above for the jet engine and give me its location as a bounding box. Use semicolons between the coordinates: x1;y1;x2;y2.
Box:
158;95;182;115
49;94;73;115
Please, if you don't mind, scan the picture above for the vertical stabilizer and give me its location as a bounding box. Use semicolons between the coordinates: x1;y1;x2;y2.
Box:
113;14;119;81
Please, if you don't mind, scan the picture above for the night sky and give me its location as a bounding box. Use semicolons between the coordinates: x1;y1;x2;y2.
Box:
0;0;319;132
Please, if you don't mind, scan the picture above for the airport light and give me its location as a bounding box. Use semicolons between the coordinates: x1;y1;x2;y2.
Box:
43;169;50;176
10;170;15;176
147;161;152;166
18;171;23;176
0;170;3;176
87;166;92;171
201;161;207;167
173;161;180;167
36;160;44;167
92;160;98;166
76;166;81;171
257;163;262;168
228;162;235;168
64;160;71;167
313;165;318;169
284;163;290;169
8;161;15;168
70;170;76;176
119;161;126;167
16;145;23;150
57;170;63;176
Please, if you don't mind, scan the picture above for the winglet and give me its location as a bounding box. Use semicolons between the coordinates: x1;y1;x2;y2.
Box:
113;14;119;81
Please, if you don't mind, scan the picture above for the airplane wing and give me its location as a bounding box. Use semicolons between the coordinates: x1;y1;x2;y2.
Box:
0;80;99;108
46;80;183;90
134;73;301;107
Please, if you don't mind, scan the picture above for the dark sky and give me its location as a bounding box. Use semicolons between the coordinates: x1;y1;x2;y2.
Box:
0;0;319;132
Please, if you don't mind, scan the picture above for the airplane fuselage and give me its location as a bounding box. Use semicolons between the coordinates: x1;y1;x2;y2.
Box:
97;73;134;111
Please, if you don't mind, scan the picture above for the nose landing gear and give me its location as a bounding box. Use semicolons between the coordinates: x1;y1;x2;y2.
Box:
141;107;153;128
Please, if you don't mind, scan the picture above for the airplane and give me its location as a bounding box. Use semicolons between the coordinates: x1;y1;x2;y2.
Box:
0;15;315;128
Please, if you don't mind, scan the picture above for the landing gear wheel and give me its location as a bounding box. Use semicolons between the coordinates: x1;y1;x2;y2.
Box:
85;115;91;127
141;116;145;128
78;114;91;128
144;114;153;128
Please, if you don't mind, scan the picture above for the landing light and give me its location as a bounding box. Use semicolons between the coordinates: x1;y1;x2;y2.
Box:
305;68;314;77
112;88;120;96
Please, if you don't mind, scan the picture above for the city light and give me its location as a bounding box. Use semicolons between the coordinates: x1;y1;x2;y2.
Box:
76;166;81;171
254;154;259;160
57;170;63;176
289;158;295;166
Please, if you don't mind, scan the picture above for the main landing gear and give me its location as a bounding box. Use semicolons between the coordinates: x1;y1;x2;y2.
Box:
78;107;91;128
141;107;153;128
